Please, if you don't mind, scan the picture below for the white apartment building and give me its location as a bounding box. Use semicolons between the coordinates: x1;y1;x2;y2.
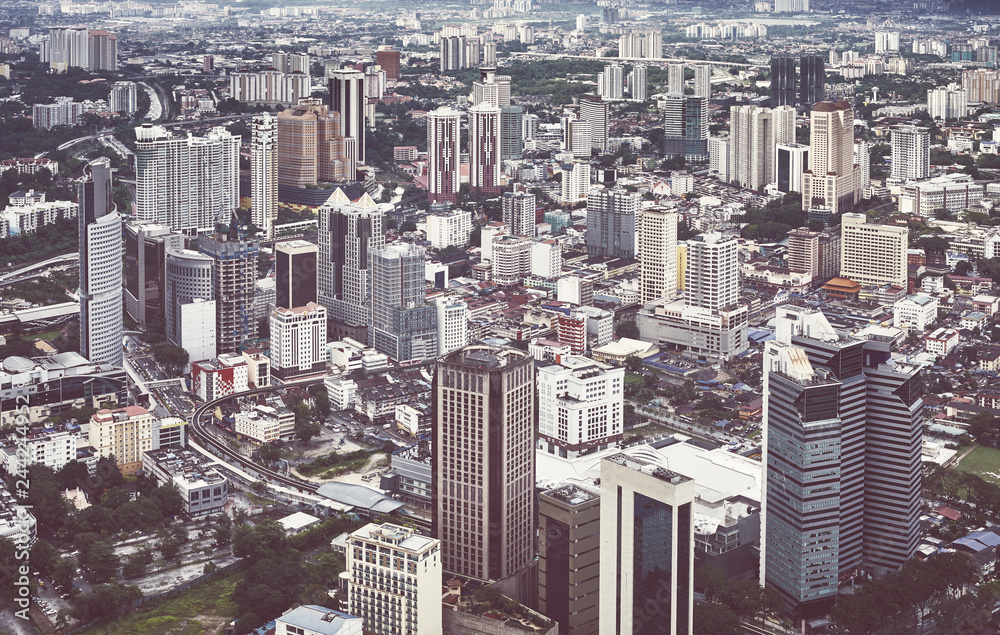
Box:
893;293;939;332
88;406;154;476
729;104;795;191
178;299;216;367
925;327;958;357
890;125;930;181
251;113;278;240
531;239;563;278
708;137;730;183
480;221;508;262
2;427;76;476
840;213;908;289
426;209;472;249
639;208;678;303
0;199;77;238
110;81;137;115
561;162;591;204
435;297;468;355
502;191;536;237
325;376;358;411
346;523;442;635
269;302;327;382
538;356;624;459
898;175;984;218
927;84;967;121
491;234;531;285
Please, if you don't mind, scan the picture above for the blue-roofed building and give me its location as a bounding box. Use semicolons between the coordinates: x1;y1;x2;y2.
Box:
275;605;363;635
947;530;1000;576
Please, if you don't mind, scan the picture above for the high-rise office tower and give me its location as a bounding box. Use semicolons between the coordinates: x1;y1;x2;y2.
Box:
328;69;366;164
685;232;738;311
469;103;501;196
693;64;712;99
436;297;467;356
802;101;859;215
775;142;809;194
586;188;639;259
164;248;216;359
839;212;907;288
579;95;608;153
502;191;536;237
370;243;437;365
770;56;797;107
854;140;870;196
269;303;327;381
427;107;461;203
761;306;923;620
124;223;184;330
639;208;678;303
433;346;537;603
627;65;647;102
599;453;695;635
87;30;118;71
799;55;826;106
538;484;601;635
562;115;592;159
537;356;624;457
135;124;240;232
473;67;501;107
729;105;796;191
251;113;278;240
375;49;401;81
662;94;708;161
597;63;624;100
317;189;384;337
78;158;123;366
198;234;259;355
276;98;353;191
890;125;930;181
500;105;524;160
667;63;685;95
275;240;318;310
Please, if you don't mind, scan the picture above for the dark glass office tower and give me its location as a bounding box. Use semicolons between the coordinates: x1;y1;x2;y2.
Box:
770;56;797;107
799;55;826;106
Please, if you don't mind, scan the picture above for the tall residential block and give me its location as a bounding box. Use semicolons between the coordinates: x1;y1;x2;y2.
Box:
787;227;840;283
586;188;639;259
346;523;442;635
693;64;712;99
370;243;437;365
328;69;366;164
469;103;501;195
89;406;153;475
597;63;624;101
275;239;318;310
436;297;467;356
667;63;685;95
110;81;137;115
802;101;859;215
839;212;907;288
432;346;536;604
890;124;930;181
599;453;695;635
729;105;796;191
538;484;601;635
276;99;353;192
639;208;678;303
251;113;278;240
685;232;738;311
927;84;967;120
78;158;123;366
628;65;647;102
198;234;259;355
502;191;536;237
580;96;608;153
427;107;461;204
135;124;240;232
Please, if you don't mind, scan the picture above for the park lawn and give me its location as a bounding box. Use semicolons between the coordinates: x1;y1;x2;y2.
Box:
79;570;243;635
31;329;62;341
954;445;1000;485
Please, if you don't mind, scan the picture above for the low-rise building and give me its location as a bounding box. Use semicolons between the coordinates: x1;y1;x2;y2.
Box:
234;404;289;443
1;424;77;476
925;327;959;357
88;406;154;475
537;356;624;459
191;355;249;402
0;488;35;547
275;605;364;635
961;310;989;332
355;378;431;424
142;449;228;517
893;293;939;332
325;376;358;411
395;402;430;437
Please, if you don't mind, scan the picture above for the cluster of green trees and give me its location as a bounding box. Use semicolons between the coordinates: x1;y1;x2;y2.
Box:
925;461;1000;531
831;552;980;634
4;270;76;305
0;215;79;267
739;193;806;243
694;567;783;635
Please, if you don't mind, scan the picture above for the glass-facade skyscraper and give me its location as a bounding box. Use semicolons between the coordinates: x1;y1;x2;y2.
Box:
369;242;437;365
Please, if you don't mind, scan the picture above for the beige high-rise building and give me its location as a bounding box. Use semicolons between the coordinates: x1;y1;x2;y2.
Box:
802;101;860;215
962;69;1000;105
276;98;353;189
639;208;679;303
433;346;537;605
840;213;907;288
787;227;841;284
251;113;278;239
88;406;154;475
730;105;796;191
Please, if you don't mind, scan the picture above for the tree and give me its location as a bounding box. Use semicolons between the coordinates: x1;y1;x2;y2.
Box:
151;344;189;375
52;556;77;591
400;220;417;232
75;534;120;583
616;319;640;339
213;515;233;547
694;602;741;635
624;356;643;372
158;535;181;560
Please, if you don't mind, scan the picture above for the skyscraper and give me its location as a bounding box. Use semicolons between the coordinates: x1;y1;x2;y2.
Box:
927;84;968;121
685;232;738;310
839;212;907;288
667;63;685;95
269;303;327;382
164;248;216;360
890;124;930;181
78;158;123;366
775;143;809;194
198;234;259;355
427;107;461;204
802;101;859;215
276;98;353;192
275;240;318;310
370;243;438;365
770;56;797;107
124;223;184;330
502;191;536;237
375;49;401;81
854;140;870;196
597;63;624;101
473;67;510;107
639;208;678;303
628;65;647;102
87;30;118;71
761;306;923;620
599;452;695;635
662;94;708;161
586;188;639;259
693;64;712;99
433;346;536;603
317;189;384;339
562;115;592;159
135;124;240;232
469;103;501;196
328;69;366;164
799;55;826;106
251;113;278;240
40;27;89;72
729;105;796;191
579;95;608;153
110;81;137;115
500;105;524;160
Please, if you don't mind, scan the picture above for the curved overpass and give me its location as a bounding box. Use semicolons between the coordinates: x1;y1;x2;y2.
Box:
187;379;325;495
